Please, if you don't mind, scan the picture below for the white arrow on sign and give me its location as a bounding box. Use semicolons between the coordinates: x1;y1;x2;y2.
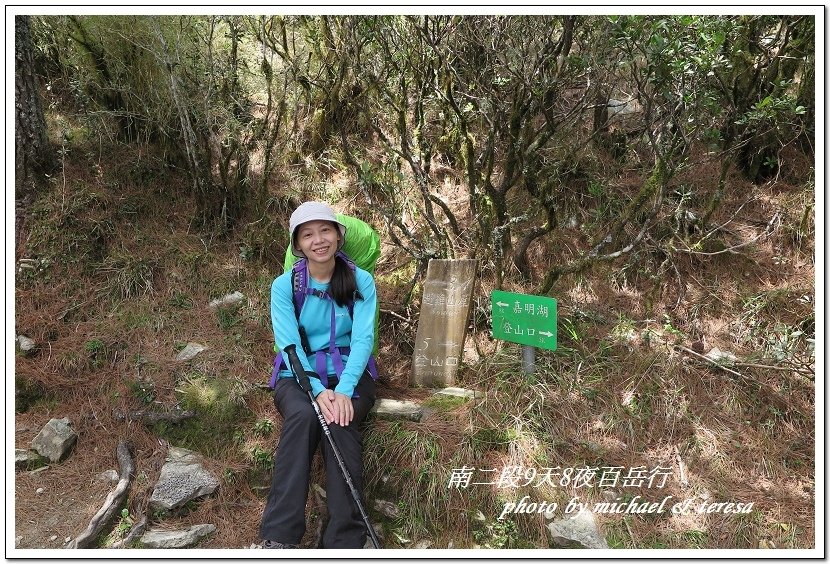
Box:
496;301;510;307
538;331;554;338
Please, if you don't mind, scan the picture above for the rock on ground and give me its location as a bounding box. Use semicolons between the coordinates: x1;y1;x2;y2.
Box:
140;524;216;548
208;291;245;309
30;418;77;462
548;509;608;549
433;387;481;399
17;335;37;352
175;342;206;361
371;399;423;422
149;446;220;511
374;499;400;519
15;449;43;470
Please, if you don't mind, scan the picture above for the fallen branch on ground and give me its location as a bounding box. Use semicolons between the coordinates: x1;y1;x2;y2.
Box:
68;440;135;549
675;211;780;256
734;360;814;380
674;445;690;490
380;308;411;323
674;344;743;377
113;407;196;425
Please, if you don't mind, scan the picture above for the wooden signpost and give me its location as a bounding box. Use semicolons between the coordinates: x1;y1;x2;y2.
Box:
491;290;557;373
411;259;477;387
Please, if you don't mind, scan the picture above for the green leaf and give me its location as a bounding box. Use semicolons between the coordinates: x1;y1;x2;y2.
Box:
756;96;773;109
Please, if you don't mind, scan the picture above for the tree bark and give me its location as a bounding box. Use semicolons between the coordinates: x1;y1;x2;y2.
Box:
68;440;136;549
15;15;57;196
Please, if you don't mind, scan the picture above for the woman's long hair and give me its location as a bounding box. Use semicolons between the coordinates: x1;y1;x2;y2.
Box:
330;253;359;307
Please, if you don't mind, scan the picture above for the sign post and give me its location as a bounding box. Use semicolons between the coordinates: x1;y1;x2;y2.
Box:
491;290;557;373
411;259;478;387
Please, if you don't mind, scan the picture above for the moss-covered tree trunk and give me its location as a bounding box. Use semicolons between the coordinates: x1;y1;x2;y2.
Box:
15;15;57;196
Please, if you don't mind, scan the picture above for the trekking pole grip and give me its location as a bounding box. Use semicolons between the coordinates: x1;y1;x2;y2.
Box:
284;344;315;394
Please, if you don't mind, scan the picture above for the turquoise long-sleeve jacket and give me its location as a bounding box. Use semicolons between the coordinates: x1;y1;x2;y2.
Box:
270;265;377;398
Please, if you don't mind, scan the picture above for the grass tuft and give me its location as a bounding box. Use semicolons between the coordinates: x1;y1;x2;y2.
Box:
154;374;254;457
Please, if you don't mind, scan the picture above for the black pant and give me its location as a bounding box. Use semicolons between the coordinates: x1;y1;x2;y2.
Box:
259;372;376;548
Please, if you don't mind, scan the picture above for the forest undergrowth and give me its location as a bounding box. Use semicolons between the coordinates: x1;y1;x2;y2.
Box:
13;133;815;551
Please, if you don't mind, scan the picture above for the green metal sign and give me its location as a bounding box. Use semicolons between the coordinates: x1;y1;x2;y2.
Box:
491;290;557;351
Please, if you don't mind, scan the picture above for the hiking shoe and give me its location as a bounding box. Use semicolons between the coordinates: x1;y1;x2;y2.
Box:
262;540;298;549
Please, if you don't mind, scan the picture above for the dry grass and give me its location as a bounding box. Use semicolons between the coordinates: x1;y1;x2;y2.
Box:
14;137;815;550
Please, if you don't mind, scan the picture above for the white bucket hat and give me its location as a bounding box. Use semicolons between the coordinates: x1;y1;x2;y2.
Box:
289;201;347;257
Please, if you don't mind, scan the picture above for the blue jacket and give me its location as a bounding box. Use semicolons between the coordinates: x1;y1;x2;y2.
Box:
270;265;377;398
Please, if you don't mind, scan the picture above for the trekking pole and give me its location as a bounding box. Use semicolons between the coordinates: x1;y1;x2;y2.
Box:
283;344;381;549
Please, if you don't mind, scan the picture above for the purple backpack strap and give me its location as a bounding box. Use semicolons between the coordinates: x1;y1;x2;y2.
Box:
292;258;308;316
315;351;328;388
270;351;284;389
366;355;378;380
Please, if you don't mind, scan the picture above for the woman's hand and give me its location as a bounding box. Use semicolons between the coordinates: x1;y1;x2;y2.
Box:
315;390;354;426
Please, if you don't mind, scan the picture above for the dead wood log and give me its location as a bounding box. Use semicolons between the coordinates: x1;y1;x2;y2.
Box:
68;440;135;549
112;407;196;425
